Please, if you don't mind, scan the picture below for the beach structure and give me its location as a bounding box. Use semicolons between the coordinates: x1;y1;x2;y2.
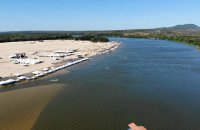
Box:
0;39;119;78
52;57;61;61
77;55;84;58
54;49;77;54
48;53;65;57
0;58;90;86
21;64;29;66
9;53;27;59
11;59;43;65
39;53;72;58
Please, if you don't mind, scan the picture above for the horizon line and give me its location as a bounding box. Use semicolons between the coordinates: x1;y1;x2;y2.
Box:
0;23;199;33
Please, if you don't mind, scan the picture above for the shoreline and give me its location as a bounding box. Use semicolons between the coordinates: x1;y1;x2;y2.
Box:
0;40;120;86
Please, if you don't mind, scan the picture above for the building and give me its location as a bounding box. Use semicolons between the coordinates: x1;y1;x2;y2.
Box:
9;53;27;59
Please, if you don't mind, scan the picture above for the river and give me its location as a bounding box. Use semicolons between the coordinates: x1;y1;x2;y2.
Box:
0;38;200;130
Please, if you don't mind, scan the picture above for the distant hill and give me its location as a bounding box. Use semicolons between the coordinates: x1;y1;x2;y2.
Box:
157;24;200;32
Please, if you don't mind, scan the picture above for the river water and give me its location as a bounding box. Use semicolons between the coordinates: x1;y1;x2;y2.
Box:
1;38;200;130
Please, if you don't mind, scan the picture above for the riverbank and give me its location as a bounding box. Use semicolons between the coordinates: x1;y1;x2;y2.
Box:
0;40;120;79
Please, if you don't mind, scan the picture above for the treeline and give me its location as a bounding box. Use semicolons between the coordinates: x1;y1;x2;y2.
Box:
125;33;200;47
87;31;200;47
0;33;72;43
74;35;109;42
148;34;200;46
0;32;109;43
1;30;200;47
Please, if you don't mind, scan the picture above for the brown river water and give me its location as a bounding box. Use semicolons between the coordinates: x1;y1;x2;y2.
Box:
0;38;200;130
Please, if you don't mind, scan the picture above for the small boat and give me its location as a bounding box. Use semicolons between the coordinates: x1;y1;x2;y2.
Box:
31;76;38;80
0;79;16;86
50;79;59;82
17;76;29;81
37;73;45;77
14;73;22;77
47;70;53;74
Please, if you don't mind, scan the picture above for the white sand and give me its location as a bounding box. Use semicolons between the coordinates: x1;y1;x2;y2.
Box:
0;40;119;78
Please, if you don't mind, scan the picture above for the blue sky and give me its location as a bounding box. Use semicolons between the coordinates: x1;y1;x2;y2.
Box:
0;0;200;31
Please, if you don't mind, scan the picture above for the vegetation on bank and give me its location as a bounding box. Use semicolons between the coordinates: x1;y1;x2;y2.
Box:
84;31;200;48
0;32;109;43
148;34;200;47
74;35;109;42
109;33;200;47
77;24;200;48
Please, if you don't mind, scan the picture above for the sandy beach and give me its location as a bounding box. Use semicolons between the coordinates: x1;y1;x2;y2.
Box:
0;40;119;78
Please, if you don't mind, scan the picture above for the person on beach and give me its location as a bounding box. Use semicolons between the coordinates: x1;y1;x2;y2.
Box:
128;122;147;130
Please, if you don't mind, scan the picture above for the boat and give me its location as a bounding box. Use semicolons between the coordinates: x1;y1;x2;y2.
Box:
32;71;43;75
0;79;16;86
17;76;29;81
31;76;38;80
50;79;59;82
36;73;45;77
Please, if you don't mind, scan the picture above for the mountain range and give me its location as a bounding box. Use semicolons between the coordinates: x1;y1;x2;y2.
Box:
155;24;200;32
